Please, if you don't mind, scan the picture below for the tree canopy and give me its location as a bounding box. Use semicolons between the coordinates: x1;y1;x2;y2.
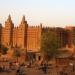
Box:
41;29;59;60
0;44;8;54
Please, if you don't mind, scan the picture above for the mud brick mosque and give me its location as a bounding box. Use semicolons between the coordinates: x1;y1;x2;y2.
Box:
0;15;75;60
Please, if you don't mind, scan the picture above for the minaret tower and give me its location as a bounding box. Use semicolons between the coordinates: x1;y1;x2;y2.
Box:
5;15;14;47
18;15;28;48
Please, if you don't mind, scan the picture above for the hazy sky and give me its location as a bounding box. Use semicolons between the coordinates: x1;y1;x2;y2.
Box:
0;0;75;27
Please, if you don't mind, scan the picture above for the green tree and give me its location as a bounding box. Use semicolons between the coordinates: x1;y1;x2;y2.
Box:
1;44;8;54
13;48;21;62
72;29;75;45
41;29;59;61
14;49;20;57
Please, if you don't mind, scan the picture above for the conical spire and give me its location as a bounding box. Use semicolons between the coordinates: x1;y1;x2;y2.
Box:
5;14;14;28
7;14;12;22
21;15;25;23
20;15;28;27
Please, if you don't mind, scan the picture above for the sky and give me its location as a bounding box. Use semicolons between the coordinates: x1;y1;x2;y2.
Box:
0;0;75;27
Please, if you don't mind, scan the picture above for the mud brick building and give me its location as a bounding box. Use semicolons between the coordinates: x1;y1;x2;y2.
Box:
0;15;75;61
0;15;42;53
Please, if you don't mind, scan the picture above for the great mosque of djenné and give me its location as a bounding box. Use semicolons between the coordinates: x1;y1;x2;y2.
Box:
0;15;42;52
0;15;75;61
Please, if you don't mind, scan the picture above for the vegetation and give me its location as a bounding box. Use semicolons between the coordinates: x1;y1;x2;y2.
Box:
72;29;75;45
41;29;59;61
13;48;21;62
13;48;21;57
0;44;8;54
